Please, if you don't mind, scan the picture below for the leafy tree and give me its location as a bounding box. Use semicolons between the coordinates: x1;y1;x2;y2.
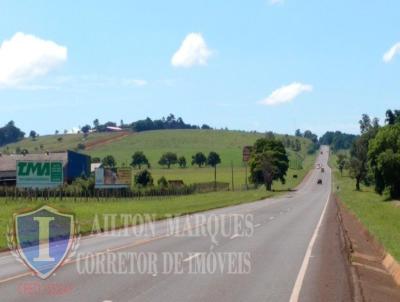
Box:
157;176;168;188
293;139;301;152
385;109;400;125
131;151;149;169
55;130;59;135
207;152;221;189
191;152;207;167
0;121;25;147
178;156;187;168
336;153;348;176
81;125;91;134
77;143;86;150
134;169;153;187
29;130;37;141
57;137;63;142
91;157;101;163
93;119;100;130
295;129;302;137
349;136;369;190
201;124;212;129
158;152;178;169
359;114;372;134
102;155;116;168
249;138;289;191
265;131;275;139
368;124;400;198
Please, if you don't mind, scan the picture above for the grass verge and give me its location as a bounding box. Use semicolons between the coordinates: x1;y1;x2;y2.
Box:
330;154;400;261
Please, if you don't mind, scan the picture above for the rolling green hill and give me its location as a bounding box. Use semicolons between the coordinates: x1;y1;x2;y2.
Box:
1;132;126;154
1;129;316;188
87;129;311;167
86;129;315;188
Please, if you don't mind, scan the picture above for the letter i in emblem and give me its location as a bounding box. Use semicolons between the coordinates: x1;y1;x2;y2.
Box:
33;217;55;262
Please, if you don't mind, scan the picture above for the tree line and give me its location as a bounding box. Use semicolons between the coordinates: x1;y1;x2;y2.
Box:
81;114;212;134
319;131;358;151
295;129;320;154
336;109;400;199
97;151;221;170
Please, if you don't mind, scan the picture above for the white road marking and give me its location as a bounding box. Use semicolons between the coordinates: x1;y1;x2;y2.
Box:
254;224;261;228
0;256;14;264
230;234;240;240
183;253;202;263
289;191;331;302
269;216;275;220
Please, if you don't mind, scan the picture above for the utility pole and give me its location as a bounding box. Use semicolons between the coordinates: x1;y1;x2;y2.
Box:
245;162;248;190
231;161;234;191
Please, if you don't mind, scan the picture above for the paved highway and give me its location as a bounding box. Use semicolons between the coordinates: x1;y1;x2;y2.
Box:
0;146;352;301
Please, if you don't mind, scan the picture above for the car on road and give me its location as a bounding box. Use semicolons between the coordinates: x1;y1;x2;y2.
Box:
321;168;325;173
317;179;322;184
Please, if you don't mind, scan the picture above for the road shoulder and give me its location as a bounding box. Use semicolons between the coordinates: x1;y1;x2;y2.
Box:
299;195;353;302
336;195;400;302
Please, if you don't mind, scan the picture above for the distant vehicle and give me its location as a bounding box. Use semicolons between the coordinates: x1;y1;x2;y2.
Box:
316;163;321;169
320;151;323;154
321;168;325;173
317;179;322;184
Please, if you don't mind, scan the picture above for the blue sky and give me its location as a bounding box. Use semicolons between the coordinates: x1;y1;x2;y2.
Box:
0;0;399;136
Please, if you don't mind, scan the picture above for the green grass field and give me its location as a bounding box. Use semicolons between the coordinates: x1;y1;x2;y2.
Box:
85;129;313;187
86;129;311;168
330;154;400;261
0;188;279;250
149;152;315;188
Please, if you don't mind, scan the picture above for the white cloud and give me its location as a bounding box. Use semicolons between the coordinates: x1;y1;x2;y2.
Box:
383;42;400;63
171;33;212;67
269;0;284;5
0;32;67;87
259;82;313;106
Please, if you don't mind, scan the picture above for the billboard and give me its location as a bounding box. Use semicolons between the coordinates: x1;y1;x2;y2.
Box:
242;146;253;162
95;167;132;189
17;161;63;188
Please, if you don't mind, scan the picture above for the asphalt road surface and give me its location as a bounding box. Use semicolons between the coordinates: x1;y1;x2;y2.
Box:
0;146;352;302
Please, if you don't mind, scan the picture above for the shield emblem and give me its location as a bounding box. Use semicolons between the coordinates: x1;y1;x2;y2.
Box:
14;205;75;279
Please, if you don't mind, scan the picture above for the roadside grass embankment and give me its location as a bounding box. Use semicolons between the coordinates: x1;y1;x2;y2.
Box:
0;151;316;251
330;154;400;262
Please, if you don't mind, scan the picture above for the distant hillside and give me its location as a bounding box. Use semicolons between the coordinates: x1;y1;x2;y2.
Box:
86;129;313;168
1;132;126;154
1;129;314;168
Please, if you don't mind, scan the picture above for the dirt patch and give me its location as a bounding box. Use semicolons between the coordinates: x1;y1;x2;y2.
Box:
335;195;400;301
85;132;132;150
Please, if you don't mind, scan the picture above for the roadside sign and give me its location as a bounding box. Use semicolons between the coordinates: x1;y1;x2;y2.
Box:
16;161;63;188
95;167;131;189
242;146;253;162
